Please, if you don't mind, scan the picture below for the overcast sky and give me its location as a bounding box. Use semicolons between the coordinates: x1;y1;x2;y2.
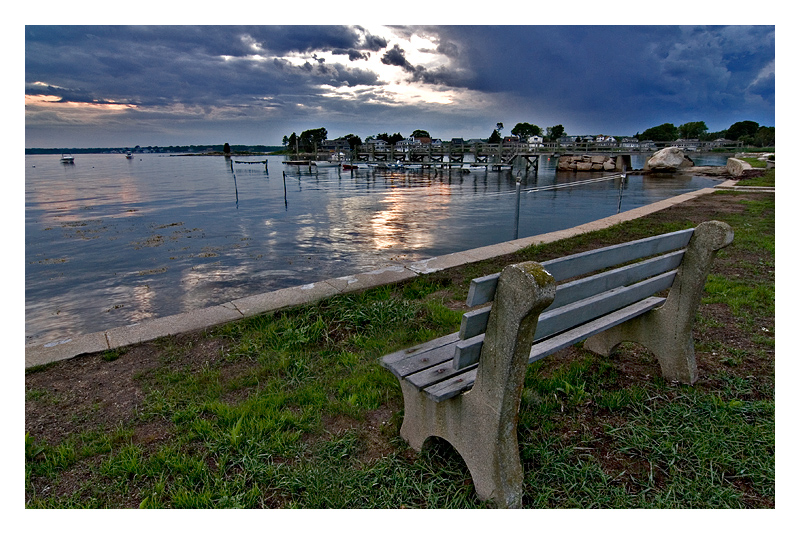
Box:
24;23;775;148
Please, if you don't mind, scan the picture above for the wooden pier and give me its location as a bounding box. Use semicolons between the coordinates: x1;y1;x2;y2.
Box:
282;142;654;173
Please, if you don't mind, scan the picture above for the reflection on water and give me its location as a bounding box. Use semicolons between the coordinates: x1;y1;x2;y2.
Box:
26;153;727;344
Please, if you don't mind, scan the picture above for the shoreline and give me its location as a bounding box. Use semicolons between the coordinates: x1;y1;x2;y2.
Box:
25;179;749;369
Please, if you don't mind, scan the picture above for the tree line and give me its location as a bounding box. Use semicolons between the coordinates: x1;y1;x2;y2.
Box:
281;119;774;152
637;120;774;147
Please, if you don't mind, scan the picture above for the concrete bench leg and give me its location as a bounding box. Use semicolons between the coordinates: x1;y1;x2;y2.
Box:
583;220;734;384
398;262;556;508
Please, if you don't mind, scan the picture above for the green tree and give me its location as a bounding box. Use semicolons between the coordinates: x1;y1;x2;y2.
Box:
377;132;404;144
727;120;760;140
343;133;362;150
298;127;327;151
285;132;298;152
639;123;678;142
488;129;502;143
511;122;541;139
223;142;231;154
754;126;775;147
411;129;430;138
545;125;565;142
678;121;708;139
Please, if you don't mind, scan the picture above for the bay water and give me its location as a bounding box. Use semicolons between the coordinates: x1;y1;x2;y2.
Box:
25;153;727;345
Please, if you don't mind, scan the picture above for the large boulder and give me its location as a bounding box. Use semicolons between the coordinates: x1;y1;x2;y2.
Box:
726;157;753;177
644;147;694;172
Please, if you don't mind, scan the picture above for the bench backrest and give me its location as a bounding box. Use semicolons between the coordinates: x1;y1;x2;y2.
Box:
453;228;695;369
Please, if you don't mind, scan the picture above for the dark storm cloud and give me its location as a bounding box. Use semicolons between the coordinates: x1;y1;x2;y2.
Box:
379;42;466;87
25;25;387;110
423;25;774;132
25;25;775;147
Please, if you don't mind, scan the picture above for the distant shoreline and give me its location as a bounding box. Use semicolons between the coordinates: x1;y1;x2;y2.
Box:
25;145;283;156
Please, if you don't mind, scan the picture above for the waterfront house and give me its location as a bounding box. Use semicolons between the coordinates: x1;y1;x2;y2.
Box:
594;135;617;148
671;138;701;151
639;140;657;151
365;138;388;149
321;138;351;151
558;136;577;147
620;137;640;150
527;135;544;148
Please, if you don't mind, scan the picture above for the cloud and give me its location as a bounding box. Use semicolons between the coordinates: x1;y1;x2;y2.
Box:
25;25;775;148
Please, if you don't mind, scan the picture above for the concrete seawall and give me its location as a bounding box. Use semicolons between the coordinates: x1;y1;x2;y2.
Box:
25;182;741;369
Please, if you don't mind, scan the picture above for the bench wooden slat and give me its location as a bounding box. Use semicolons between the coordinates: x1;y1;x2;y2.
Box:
379;332;460;378
540;228;693;282
453;333;485;369
527;296;665;364
466;273;500;307
534;270;676;340
459;306;491;339
453;272;676;370
457;251;684;344
426;296;666;401
464;229;693;307
547;250;684;310
405;358;477;389
423;367;479;402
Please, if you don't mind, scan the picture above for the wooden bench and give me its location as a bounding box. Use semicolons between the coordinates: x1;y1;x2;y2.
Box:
380;221;733;508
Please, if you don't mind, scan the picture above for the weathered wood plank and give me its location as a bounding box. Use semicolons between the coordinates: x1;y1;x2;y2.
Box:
534;270;676;340
423;367;479;402
379;332;460;378
453;334;485;370
459;306;491;340
458;251;684;343
406;359;477;389
466;273;500;307
547;250;684;310
540;228;693;282
463;229;692;307
424;297;667;401
528;296;665;364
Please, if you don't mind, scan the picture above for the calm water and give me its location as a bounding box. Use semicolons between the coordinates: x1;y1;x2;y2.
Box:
25;153;727;344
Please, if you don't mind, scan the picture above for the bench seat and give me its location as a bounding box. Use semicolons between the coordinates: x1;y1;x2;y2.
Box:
379;220;734;508
383;295;665;402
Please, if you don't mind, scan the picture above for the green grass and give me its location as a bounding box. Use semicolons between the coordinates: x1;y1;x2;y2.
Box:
26;191;775;509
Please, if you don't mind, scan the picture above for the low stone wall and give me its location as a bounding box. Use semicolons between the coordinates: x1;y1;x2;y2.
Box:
557;154;625;172
726;158;753;177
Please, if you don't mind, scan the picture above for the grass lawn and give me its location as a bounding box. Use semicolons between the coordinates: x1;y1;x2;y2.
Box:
26;188;775;509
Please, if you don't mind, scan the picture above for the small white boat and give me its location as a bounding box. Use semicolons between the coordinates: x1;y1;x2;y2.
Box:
60;153;74;163
312;161;341;168
125;151;133;159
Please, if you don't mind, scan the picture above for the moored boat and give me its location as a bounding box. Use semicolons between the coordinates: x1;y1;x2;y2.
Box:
312;160;341;168
60;153;74;163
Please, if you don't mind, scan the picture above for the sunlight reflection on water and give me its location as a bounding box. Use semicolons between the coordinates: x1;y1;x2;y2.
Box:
25;153;727;344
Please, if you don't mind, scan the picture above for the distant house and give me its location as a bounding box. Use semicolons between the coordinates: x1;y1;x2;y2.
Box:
365;138;388;149
558;136;577;147
503;136;521;144
321;138;351;151
431;138;443;146
527;135;544;148
671;138;701;151
638;140;657;150
594;135;617;148
709;138;735;148
620;137;640;149
451;138;465;147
